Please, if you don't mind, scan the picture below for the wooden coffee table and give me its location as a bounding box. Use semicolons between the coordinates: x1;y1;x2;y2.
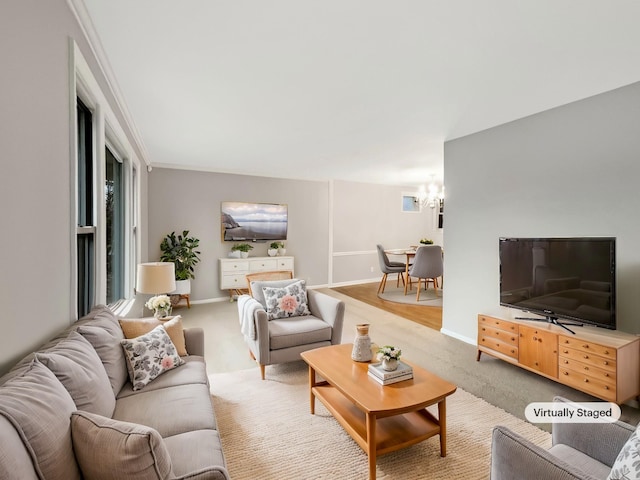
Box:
300;344;457;480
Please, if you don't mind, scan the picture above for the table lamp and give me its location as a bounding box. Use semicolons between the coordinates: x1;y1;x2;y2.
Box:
135;262;176;315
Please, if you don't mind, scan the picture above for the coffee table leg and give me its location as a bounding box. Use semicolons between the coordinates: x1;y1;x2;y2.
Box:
366;413;376;480
438;399;447;457
308;365;316;414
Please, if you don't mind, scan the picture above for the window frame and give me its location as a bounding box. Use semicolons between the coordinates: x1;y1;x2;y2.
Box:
70;40;142;319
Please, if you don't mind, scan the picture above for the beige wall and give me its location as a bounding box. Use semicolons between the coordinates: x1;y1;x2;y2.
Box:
443;81;640;342
147;171;438;299
0;0;148;374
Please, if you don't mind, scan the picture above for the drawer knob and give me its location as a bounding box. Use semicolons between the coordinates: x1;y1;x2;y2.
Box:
604;350;610;355
563;371;568;375
533;336;538;341
564;339;569;344
564;360;568;364
584;379;589;383
604;361;609;365
510;349;515;354
605;386;609;390
563;350;568;354
583;355;589;359
535;362;539;366
582;344;589;348
511;337;515;341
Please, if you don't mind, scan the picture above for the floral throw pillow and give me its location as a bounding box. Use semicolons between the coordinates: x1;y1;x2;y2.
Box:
262;280;311;320
120;325;184;391
607;425;640;480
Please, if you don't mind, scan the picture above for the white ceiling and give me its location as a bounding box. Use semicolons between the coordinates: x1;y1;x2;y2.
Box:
82;0;640;187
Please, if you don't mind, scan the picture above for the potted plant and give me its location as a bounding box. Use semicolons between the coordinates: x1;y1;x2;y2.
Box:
276;241;286;256
231;242;253;258
268;242;280;257
377;345;402;371
160;231;201;296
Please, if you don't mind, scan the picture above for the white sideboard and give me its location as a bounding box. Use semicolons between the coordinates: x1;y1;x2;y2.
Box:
219;256;295;297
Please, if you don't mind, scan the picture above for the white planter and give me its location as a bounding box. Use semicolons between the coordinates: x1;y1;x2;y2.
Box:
278;248;287;256
228;251;241;258
267;249;278;257
240;252;249;258
171;279;191;295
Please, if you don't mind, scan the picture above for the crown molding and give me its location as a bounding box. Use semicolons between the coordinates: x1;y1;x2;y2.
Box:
66;0;150;167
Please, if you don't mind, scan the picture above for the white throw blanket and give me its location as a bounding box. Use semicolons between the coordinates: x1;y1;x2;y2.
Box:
237;295;263;341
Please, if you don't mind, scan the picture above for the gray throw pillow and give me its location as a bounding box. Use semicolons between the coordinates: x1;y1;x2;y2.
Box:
71;411;173;480
0;360;81;480
77;324;129;396
250;278;303;308
36;330;116;417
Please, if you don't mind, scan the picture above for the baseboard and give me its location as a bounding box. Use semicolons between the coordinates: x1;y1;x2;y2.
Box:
440;328;476;346
330;277;380;287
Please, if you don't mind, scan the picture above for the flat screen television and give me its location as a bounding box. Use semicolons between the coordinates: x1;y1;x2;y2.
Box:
499;237;616;332
221;201;288;241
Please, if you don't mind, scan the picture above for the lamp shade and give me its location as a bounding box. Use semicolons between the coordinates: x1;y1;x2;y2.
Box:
136;262;176;294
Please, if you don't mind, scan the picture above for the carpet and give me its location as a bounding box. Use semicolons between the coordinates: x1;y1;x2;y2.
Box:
378;286;443;307
209;361;550;480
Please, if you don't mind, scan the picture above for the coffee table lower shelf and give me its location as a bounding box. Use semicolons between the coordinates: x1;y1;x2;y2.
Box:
312;384;442;455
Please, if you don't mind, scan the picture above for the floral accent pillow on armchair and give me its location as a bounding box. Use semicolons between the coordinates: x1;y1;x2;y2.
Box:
120;325;184;390
262;280;311;320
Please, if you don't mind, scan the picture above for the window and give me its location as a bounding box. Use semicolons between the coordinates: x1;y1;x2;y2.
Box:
76;98;95;317
72;41;143;318
105;146;124;304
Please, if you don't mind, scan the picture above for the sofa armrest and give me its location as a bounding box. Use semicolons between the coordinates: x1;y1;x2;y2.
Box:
183;327;205;357
491;426;600;480
552;396;635;467
307;289;345;344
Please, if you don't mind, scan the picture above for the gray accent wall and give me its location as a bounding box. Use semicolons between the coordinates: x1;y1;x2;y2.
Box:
443;81;640;342
148;171;439;300
0;0;149;375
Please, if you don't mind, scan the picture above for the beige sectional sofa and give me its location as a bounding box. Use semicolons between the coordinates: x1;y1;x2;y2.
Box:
0;305;230;480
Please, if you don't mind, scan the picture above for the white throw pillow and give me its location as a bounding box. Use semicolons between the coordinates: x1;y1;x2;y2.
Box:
120;325;184;391
262;280;311;320
607;424;640;480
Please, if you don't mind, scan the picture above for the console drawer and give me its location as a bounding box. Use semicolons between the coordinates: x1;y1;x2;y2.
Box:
479;335;518;359
559;336;616;360
249;259;278;272
479;316;517;334
478;325;518;346
559;357;615;383
559;346;616;373
559;366;616;402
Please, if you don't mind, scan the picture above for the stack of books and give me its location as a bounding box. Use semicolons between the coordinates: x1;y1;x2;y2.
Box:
367;361;413;385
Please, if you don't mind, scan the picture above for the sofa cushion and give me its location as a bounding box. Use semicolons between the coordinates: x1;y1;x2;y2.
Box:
121;325;185;391
117;356;208;399
0;415;39;480
548;444;611;480
268;316;332;350
113;383;216;438
262;280;311;320
119;316;188;356
163;429;228;479
250;278;301;308
71;411;173;480
36;330;116;417
0;360;81;480
77;323;129;396
607;424;640;480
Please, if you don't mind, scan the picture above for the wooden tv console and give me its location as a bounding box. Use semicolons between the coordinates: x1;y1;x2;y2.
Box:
476;314;640;404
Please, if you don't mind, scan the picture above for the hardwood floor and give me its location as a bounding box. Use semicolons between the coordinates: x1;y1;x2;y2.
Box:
331;282;442;330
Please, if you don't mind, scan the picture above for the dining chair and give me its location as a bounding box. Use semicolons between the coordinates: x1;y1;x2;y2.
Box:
376;244;406;294
408;245;443;300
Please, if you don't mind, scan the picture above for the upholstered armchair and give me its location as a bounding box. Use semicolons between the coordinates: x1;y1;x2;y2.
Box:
491;396;637;480
237;278;345;379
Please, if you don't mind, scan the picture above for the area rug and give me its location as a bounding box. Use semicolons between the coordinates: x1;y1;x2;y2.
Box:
209;362;550;480
378;286;443;306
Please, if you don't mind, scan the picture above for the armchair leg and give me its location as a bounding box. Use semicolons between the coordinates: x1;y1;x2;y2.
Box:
259;364;266;380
